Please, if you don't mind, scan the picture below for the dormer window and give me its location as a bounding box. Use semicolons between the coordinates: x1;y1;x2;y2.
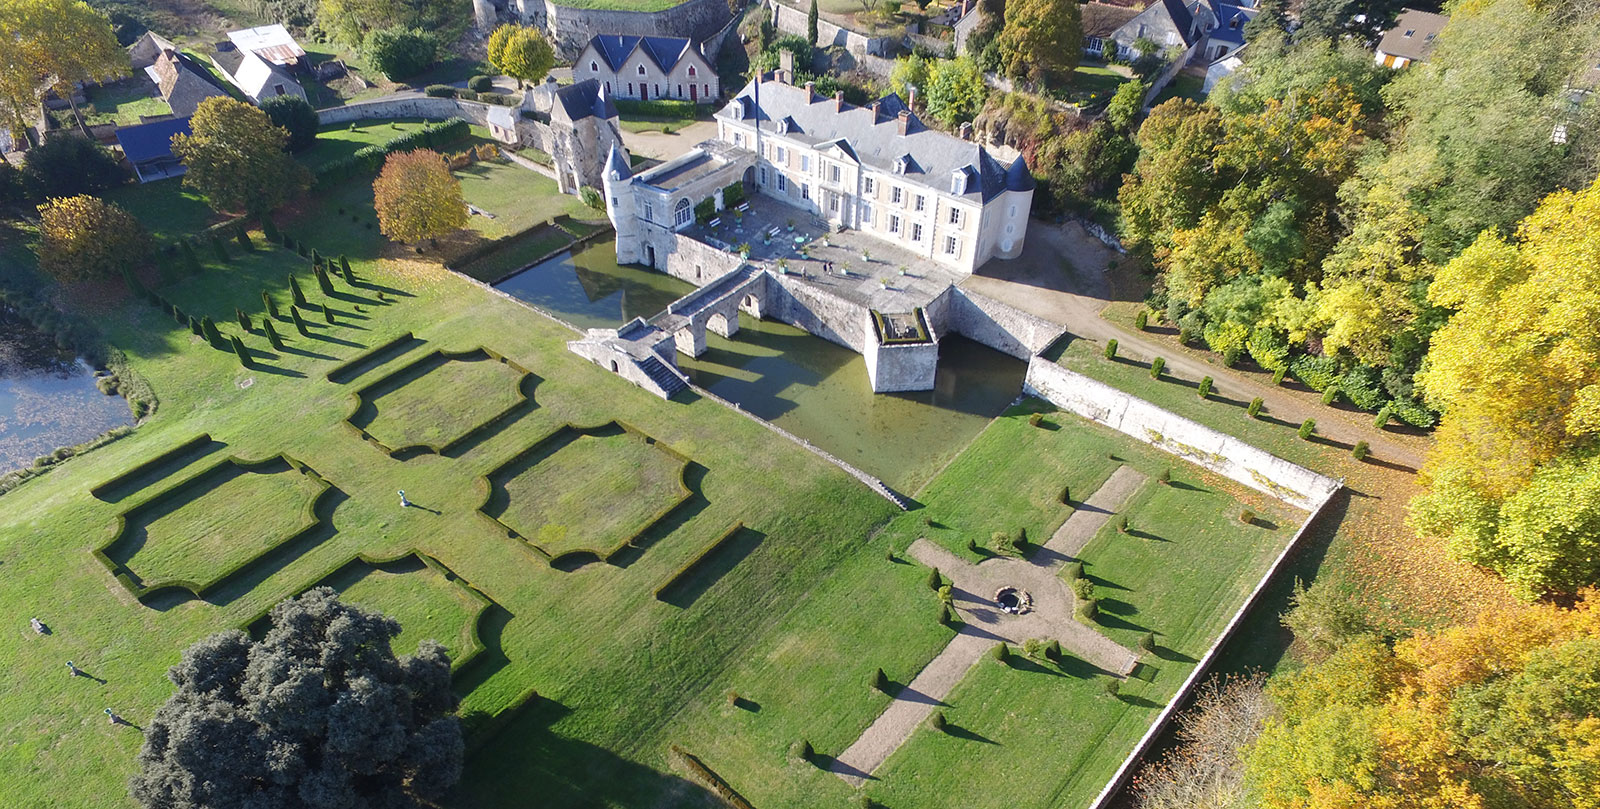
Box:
1230;17;1239;28
591;61;598;71
951;168;969;195
1403;29;1416;37
893;157;908;174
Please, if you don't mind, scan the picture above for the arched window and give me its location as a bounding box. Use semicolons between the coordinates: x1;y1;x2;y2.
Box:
591;61;598;72
637;64;646;75
688;65;697;77
674;198;692;227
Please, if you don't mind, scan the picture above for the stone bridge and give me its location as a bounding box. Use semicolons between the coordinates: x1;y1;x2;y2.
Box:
648;264;770;357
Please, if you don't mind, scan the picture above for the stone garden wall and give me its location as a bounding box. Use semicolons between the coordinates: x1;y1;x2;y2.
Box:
317;97;495;127
1023;358;1341;509
768;0;895;55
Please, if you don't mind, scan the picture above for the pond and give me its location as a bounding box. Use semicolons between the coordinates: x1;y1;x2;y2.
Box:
493;240;1027;493
0;306;135;473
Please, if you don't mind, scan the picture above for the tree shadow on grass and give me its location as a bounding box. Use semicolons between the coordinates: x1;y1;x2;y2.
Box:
1363;456;1419;474
309;331;365;348
455;699;726;808
1115;693;1164;709
943;723;999;744
1095;604;1150;633
1007;655;1065;679
247;364;307;379
1153;645;1199;664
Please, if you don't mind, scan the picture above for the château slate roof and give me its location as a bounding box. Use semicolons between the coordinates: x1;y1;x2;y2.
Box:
588;35;695;73
554;78;618;121
719;76;1032;203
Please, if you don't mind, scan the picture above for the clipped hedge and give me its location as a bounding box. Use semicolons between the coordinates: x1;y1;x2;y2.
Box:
313;117;472;189
89;433;220;501
614;98;699;119
668;745;756;809
654;522;746;602
424;84;455;97
343;347;537;458
325;331;423;384
1339;365;1389;411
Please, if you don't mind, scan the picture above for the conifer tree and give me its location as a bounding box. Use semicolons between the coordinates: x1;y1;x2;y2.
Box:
188;316;202;336
339;255;352;278
201;317;224;348
289;275;307;306
180;241;203;274
263;318;284;350
261;215;279;243
230;335;253;368
236;309;251;332
211;233;230;263
323;307;335;325
315;265;335;296
262;290;278;318
310;247;321;269
235;225;252;251
291;307;309;336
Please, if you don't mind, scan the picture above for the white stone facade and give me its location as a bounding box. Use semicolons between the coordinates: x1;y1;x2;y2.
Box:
716;76;1033;275
572;35;720;104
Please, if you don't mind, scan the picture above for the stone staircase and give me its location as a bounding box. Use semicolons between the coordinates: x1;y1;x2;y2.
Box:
636;354;688;398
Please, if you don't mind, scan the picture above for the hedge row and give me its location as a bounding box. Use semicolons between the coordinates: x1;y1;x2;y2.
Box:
614;98;699;119
443;218;570;272
325;331;422;384
313;117;472;189
654;521;746;602
94;454;334;603
667;745;756;809
425;85;517;105
89;433;220;501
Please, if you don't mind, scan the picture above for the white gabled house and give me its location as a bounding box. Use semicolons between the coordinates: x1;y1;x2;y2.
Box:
573;35;720;104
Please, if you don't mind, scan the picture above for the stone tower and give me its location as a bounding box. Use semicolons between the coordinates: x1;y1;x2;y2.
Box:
603;143;641;265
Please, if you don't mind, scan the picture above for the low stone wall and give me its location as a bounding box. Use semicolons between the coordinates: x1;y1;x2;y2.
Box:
317;97;495;127
768;273;870;352
1023;358;1341;509
928;286;1065;360
657;231;745;286
769;0;894;56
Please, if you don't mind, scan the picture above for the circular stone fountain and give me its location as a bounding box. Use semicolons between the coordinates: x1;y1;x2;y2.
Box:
995;587;1033;615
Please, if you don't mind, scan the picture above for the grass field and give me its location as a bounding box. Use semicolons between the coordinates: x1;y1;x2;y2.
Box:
2;115;1317;809
1065;63;1133;107
490;428;688;558
83;81;172;126
358;352;528;451
455;223;576;283
323;555;489;662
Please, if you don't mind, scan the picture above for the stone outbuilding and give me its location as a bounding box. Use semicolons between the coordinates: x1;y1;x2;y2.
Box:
573;35;721;104
517;77;631;194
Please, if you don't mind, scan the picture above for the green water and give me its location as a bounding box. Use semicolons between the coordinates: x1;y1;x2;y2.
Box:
680;318;1025;493
494;241;1027;493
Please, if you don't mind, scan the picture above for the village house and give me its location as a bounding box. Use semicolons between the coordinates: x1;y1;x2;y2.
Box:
1374;8;1448;68
572;35;720;104
1082;0;1257;65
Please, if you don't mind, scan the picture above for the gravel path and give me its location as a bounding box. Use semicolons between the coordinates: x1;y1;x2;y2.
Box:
830;467;1146;784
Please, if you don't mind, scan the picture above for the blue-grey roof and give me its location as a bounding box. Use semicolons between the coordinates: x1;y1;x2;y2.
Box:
720;77;1031;204
1207;3;1257;46
555;78;617;121
589;35;693;73
116;117;191;163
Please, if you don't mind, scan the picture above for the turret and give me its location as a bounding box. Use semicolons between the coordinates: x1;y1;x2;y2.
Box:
603;143;642;265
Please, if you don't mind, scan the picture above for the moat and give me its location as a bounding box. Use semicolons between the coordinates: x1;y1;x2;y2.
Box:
493;240;1025;491
0;306;134;473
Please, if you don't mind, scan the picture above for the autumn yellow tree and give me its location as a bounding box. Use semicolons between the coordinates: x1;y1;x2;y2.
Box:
486;24;555;87
36;195;152;284
1247;592;1600;809
993;0;1081;85
1412;175;1600;598
373;149;468;244
0;0;127;140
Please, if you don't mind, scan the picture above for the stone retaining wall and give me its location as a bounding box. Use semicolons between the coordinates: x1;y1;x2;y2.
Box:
1023;358;1341;509
927;286;1065;360
768;0;894;55
317;97;495;127
527;0;737;58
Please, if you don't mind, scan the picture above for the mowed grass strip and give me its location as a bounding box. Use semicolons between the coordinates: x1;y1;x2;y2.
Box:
129;462;324;588
361;353;526;450
496;431;686;557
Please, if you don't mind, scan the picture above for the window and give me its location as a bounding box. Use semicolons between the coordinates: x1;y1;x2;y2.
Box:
591;61;599;72
776;145;787;162
703;84;709;97
859;202;873;224
273;84;286;96
914;194;925;211
800;155;810;172
912;223;923;241
638;64;647;75
777;174;787;191
801;183;810;201
830;164;840;183
628;82;634;95
889;214;901;234
1008;204;1016;216
733;132;743;147
948;208;961;226
674;199;692;227
689;65;697;77
1166;31;1177;45
864;177;875;194
829;194;839;212
760;167;768;185
891;186;903;204
605;81;611;92
1402;28;1416;37
1005;222;1014;234
945;235;958;255
644;203;654;221
655;84;660;96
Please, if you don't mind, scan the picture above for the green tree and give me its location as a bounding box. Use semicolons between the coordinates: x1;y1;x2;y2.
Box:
173;98;311;216
807;0;819;47
0;0;128;140
1117;100;1226;252
364;27;437;81
35;195;152;284
1103;79;1147;134
18;134;126;200
922;56;987;127
259;95;319;152
889;53;929;103
317;0;462;48
993;0;1081;85
130;588;463;809
486;24;555;87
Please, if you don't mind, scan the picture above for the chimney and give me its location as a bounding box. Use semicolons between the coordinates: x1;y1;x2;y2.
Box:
959;121;972;140
804;80;816;100
907;84;917;110
834;90;845;111
897;110;911;136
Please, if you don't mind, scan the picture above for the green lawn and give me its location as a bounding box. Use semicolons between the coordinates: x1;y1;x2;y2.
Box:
118;459;324;590
1152;73;1207;105
358;352;527;451
455;223;576;283
1065;63;1133;107
298;119;437;170
865;404;1300;809
104;180;221;245
489;429;688;558
456;161;600;239
83;81;172;126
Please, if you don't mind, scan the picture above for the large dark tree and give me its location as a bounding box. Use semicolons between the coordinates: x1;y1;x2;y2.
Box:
259;95;320;152
130;588;463;809
21;134;126;200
